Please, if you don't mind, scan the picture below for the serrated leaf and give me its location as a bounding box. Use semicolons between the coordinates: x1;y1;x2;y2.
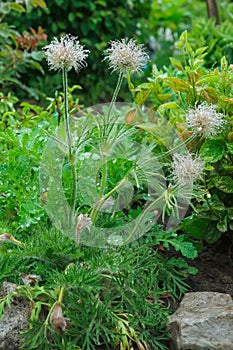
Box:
200;139;225;163
170;238;198;259
179;241;198;259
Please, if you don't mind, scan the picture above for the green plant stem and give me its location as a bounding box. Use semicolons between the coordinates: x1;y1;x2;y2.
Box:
204;180;221;219
62;67;77;225
190;71;197;105
43;286;65;338
124;189;167;244
106;71;124;124
58;286;65;304
103;71;124;138
99;153;108;197
62;68;72;160
155;134;196;160
90;178;127;223
98;72;124;206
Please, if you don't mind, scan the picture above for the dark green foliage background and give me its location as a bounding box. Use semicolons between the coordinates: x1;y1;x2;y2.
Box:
9;0;151;103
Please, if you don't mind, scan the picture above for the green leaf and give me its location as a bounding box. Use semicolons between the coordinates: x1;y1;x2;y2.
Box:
226;142;233;154
68;12;76;22
227;208;233;220
197;74;219;84
193;59;204;70
179;216;206;238
0;3;10;14
9;3;25;12
213;176;233;194
158;102;179;110
179;241;198;259
200;139;225;163
179;216;221;243
164;77;190;92
169;57;183;71
217;216;227;233
195;46;208;56
31;51;44;61
169;236;198;259
135;90;151;105
30;0;47;8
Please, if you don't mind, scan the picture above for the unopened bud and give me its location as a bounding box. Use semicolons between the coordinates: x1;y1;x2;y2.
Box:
50;302;68;334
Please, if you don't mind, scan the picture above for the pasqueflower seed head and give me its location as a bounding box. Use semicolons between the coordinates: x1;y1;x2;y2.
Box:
186;102;225;137
43;34;89;72
103;38;149;73
171;153;204;186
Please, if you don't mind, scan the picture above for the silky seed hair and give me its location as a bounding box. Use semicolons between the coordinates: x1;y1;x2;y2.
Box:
171;153;204;186
43;34;89;72
103;38;149;73
186;102;225;137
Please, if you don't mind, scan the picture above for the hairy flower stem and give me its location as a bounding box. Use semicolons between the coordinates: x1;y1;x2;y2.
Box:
104;71;124;132
90;178;127;223
62;68;72;158
43;286;65;338
99;72;124;204
155;134;195;160
99;154;108;197
58;286;65;304
124;190;167;245
62;68;77;224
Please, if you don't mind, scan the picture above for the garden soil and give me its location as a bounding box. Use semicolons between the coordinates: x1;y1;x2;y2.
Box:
162;235;233;350
185;236;233;298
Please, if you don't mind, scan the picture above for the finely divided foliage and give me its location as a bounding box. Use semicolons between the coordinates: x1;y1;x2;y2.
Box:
186;102;225;137
103;38;149;73
43;34;89;72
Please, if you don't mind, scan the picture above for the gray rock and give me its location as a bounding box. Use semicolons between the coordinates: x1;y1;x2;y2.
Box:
0;282;30;350
167;291;233;350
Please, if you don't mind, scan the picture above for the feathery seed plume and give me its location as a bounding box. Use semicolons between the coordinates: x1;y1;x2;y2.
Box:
171;153;204;186
43;34;89;72
186;102;225;137
103;38;149;73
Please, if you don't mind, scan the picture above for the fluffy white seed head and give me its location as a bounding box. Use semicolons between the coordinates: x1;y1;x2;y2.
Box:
186;102;225;137
103;38;149;73
43;34;89;72
171;153;204;186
